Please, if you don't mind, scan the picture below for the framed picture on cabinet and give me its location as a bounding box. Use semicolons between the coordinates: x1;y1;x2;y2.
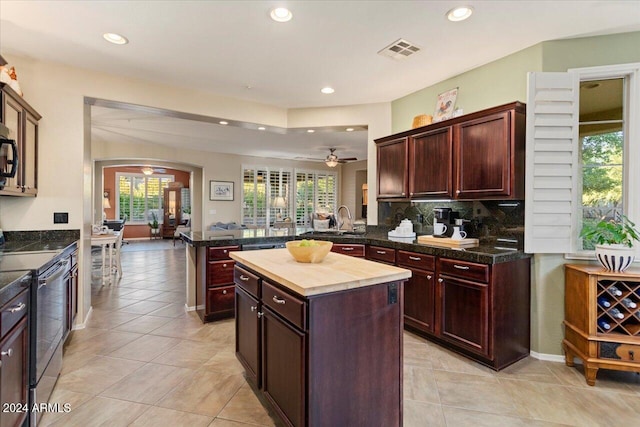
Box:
433;87;458;122
210;180;234;201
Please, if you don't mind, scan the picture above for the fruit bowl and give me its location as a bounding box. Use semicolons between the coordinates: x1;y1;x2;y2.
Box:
286;240;333;263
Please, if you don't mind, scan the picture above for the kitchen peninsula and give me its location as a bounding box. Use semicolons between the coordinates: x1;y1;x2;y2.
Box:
230;248;411;427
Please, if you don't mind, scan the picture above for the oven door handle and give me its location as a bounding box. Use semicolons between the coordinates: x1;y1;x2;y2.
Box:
38;259;70;288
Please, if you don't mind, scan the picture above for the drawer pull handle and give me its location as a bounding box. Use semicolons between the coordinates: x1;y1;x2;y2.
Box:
409;256;421;261
223;263;227;268
222;290;227;295
376;250;387;255
342;247;354;251
7;302;26;313
20;276;32;284
223;250;228;253
630;350;635;361
250;306;257;312
1;349;13;357
438;278;444;283
273;296;286;305
257;312;264;318
427;275;432;280
239;275;250;281
453;265;470;270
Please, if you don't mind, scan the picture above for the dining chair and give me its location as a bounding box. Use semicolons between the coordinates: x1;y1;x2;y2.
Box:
111;226;125;277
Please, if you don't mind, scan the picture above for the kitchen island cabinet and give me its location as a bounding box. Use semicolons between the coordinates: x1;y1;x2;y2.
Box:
231;249;411;427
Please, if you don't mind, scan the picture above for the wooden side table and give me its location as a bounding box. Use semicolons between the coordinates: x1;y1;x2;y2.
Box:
563;264;640;385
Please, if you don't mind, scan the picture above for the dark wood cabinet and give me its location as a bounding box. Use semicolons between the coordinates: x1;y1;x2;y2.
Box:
397;251;435;334
454;110;523;199
0;83;41;196
196;245;240;322
262;306;306;427
0;290;29;427
65;249;79;338
365;245;396;264
409;127;453;198
234;262;404;426
330;243;365;257
375;102;525;201
376;137;408;200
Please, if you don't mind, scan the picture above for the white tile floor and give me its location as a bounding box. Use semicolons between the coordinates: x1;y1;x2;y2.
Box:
43;240;640;426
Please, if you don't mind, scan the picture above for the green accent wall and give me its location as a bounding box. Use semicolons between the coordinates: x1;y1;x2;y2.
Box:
390;31;640;356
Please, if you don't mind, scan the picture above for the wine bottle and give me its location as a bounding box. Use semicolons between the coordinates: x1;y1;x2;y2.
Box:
621;298;637;309
607;286;623;297
597;297;611;308
598;319;612;330
608;308;624;319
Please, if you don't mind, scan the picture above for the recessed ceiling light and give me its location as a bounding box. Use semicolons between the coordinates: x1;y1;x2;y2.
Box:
321;87;335;94
258;126;266;130
219;121;228;125
270;7;293;22
346;128;354;132
446;6;473;22
103;32;128;45
307;129;315;133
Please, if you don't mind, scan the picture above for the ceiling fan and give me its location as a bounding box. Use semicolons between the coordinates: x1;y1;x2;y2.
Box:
298;148;358;167
141;166;167;175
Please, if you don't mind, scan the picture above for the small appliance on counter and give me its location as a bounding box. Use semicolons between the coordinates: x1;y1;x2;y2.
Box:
388;218;416;242
433;207;459;238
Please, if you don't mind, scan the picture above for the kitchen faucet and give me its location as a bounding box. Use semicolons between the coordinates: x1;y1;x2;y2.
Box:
337;205;353;231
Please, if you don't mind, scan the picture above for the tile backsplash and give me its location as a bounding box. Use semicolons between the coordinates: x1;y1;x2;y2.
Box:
378;200;524;245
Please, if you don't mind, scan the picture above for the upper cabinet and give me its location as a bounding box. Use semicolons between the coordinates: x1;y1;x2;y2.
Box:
376;102;525;201
1;83;41;196
376;136;408;199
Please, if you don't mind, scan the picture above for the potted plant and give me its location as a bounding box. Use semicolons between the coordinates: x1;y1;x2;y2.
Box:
148;211;160;236
580;214;639;272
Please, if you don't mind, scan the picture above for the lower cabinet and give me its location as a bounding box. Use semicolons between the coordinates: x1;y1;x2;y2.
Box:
197;245;240;322
397;251;435;334
0;290;29;427
234;264;403;427
65;249;79;338
331;243;365;257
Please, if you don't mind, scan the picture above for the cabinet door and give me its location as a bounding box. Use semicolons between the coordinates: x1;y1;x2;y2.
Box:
235;287;261;387
205;285;235;320
1;93;22;195
0;317;28;427
22;111;38;195
439;275;490;357
404;268;435;334
262;307;306;427
454;111;511;199
409;127;453;198
376;137;408;199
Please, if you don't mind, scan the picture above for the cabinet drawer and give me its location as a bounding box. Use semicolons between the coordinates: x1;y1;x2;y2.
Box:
439;258;489;283
234;266;260;298
208;260;236;286
1;289;29;338
397;250;435;271
599;342;640;364
262;281;306;330
331;244;365;257
366;245;396;264
208;245;240;261
207;285;235;315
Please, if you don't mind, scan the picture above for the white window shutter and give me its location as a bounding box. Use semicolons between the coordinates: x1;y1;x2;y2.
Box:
525;72;580;253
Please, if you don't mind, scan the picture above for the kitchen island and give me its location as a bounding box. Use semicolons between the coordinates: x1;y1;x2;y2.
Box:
230;248;411;427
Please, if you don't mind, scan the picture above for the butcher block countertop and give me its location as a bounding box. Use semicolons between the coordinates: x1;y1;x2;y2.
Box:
230;248;411;297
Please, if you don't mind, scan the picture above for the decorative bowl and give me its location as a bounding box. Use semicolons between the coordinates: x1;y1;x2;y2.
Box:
286;240;333;263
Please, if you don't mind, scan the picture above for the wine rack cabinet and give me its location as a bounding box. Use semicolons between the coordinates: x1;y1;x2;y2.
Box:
563;264;640;386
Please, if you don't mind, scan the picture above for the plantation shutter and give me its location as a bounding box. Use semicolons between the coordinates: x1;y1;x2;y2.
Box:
524;72;580;253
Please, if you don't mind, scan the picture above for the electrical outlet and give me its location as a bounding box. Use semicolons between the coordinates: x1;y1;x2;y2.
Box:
53;212;69;224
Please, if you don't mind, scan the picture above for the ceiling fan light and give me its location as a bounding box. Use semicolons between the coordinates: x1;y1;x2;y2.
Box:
141;167;154;175
325;152;339;167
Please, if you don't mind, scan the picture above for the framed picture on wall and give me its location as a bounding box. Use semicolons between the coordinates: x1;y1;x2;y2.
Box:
433;87;458;122
210;180;234;201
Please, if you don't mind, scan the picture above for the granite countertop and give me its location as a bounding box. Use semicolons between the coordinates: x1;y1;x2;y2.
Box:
230;248;411;297
182;228;529;264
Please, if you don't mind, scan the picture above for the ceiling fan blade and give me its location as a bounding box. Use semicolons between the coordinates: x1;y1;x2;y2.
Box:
338;157;358;163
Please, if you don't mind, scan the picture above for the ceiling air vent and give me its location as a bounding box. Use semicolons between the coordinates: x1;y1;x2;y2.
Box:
377;38;421;60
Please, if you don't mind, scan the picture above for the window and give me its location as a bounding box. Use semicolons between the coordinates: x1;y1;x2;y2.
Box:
116;173;174;223
295;170;337;226
525;63;639;256
242;165;336;227
579;78;624;250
